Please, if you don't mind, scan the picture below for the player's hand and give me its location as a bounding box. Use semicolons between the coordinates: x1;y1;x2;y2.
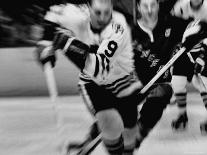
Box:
182;21;207;51
182;21;201;43
189;42;205;53
194;56;205;74
89;44;99;53
53;28;75;51
35;44;56;68
202;38;207;45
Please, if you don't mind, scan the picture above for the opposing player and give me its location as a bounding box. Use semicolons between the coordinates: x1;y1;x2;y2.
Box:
132;0;207;148
171;0;207;133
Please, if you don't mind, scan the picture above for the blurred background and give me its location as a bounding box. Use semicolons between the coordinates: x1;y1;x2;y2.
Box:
0;0;137;97
0;0;136;47
0;1;205;155
0;0;64;47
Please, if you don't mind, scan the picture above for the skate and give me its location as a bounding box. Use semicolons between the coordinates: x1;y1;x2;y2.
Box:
171;112;188;131
200;120;207;135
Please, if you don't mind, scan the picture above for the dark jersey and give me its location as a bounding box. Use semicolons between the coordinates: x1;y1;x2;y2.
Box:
132;2;189;85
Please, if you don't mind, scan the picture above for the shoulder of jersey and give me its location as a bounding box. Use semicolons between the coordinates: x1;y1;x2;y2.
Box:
111;11;128;35
44;4;65;22
112;11;128;27
63;3;89;17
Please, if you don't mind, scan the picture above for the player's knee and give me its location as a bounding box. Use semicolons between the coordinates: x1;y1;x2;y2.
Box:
171;75;187;93
139;97;170;130
192;75;207;92
96;109;123;139
149;84;173;104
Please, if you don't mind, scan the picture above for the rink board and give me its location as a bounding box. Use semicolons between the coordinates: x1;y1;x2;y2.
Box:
0;47;197;97
0;47;79;97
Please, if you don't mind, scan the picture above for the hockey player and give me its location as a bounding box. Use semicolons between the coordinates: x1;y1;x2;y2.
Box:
171;0;207;133
132;0;207;148
37;0;144;155
34;2;101;154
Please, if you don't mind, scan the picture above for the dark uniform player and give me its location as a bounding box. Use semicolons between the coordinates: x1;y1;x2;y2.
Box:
171;0;207;133
132;0;207;148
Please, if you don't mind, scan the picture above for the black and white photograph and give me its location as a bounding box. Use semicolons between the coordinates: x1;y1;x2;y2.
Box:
0;0;207;155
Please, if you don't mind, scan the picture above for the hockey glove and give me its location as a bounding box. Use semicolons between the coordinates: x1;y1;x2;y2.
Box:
182;21;207;51
189;41;205;53
53;28;75;51
194;55;205;74
53;28;90;70
35;42;56;68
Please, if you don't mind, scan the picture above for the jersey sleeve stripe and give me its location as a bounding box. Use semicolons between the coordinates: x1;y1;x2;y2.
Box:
113;82;132;96
99;54;106;74
109;79;134;94
94;55;100;77
106;75;131;88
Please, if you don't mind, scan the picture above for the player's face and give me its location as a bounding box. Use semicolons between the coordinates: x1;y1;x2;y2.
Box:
89;0;112;29
190;0;203;7
138;0;159;23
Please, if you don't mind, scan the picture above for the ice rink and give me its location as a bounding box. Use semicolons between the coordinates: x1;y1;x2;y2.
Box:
0;93;207;155
0;48;207;155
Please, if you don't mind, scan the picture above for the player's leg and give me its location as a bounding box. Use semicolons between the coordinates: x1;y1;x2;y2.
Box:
65;82;100;155
171;54;194;130
66;122;100;154
135;83;173;149
171;75;189;130
192;73;207;134
118;93;141;155
80;82;125;155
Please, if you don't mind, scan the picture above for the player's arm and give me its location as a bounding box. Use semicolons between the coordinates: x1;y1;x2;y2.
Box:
51;27;89;70
35;6;62;68
53;17;131;76
35;21;59;68
174;21;207;74
182;21;207;50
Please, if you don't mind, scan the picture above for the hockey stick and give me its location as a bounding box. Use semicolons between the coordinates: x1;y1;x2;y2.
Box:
196;73;207;91
43;62;62;145
76;134;102;155
140;47;186;93
141;28;207;94
194;71;207;95
43;61;60;119
43;62;58;103
132;0;137;25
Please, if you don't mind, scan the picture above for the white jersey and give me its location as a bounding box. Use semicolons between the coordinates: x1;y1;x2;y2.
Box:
45;3;141;97
172;0;207;22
